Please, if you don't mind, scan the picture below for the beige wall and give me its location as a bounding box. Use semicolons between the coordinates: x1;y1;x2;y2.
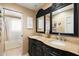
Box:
0;3;36;55
42;3;52;10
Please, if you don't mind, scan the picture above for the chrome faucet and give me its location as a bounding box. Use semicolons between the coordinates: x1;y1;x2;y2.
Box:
56;33;66;41
56;33;61;40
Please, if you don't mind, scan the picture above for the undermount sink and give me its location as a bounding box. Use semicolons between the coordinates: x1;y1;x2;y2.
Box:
49;40;65;46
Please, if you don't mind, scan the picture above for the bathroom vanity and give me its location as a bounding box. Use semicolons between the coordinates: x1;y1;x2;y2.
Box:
28;3;79;56
28;36;79;56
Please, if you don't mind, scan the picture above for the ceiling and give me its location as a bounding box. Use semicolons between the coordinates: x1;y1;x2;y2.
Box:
17;3;45;11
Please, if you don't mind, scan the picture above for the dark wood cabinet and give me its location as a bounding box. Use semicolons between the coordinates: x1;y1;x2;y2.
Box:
28;38;78;56
28;38;44;56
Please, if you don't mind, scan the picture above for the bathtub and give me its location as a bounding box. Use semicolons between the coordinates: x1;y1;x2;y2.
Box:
4;40;23;56
5;40;23;50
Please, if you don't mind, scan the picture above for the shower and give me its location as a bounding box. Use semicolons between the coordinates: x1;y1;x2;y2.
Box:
0;8;23;56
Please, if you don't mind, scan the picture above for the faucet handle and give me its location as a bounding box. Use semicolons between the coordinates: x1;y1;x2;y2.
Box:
56;36;59;40
61;36;67;41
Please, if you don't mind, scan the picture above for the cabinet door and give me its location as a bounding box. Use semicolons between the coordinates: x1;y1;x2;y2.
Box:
29;38;44;56
28;39;32;55
29;38;39;56
31;45;37;56
36;46;44;56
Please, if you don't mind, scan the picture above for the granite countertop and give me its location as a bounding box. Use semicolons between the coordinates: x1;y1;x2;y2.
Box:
29;35;79;55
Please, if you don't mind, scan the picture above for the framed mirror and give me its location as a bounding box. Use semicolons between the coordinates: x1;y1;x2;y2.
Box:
50;4;78;36
45;13;50;34
36;16;45;33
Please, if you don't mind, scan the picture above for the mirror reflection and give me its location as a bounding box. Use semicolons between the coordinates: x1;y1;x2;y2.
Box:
52;4;74;34
37;16;44;32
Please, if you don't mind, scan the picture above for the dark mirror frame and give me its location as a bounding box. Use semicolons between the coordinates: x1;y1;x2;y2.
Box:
36;3;78;36
36;16;45;33
50;4;78;36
